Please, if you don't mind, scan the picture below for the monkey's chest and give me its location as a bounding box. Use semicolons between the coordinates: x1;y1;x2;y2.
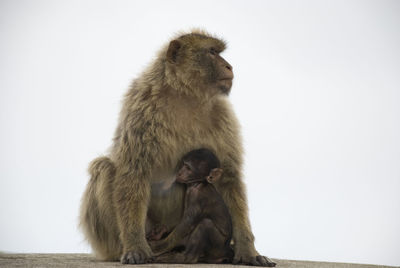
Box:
147;180;186;231
172;117;219;152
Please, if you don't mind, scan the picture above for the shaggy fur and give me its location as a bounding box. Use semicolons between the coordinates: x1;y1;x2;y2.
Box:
80;29;272;266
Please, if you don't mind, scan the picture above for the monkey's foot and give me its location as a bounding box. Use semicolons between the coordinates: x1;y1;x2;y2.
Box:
233;253;276;267
121;248;154;264
154;252;198;264
148;239;172;255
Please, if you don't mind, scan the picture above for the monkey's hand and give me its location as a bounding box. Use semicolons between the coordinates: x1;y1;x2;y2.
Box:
121;243;154;264
146;225;168;241
233;246;276;267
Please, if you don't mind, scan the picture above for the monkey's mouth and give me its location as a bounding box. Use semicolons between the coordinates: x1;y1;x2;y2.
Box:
218;77;233;85
218;77;233;83
218;80;232;94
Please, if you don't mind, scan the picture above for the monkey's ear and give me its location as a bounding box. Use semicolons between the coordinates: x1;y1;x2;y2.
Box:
167;40;182;63
206;168;223;184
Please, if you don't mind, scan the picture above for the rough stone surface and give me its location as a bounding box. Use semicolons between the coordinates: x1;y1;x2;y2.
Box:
0;254;396;268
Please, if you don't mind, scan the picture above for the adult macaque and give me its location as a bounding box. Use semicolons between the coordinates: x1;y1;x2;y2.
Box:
80;30;275;266
150;149;234;264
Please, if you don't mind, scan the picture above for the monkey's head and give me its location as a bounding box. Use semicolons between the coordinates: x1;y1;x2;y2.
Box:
164;30;234;97
176;148;223;185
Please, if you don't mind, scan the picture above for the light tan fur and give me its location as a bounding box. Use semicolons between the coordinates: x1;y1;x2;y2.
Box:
80;29;269;265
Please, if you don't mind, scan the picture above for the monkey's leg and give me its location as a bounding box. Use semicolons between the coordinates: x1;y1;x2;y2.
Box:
203;224;233;264
217;177;276;267
80;157;121;261
178;218;221;264
149;229;180;255
153;219;213;264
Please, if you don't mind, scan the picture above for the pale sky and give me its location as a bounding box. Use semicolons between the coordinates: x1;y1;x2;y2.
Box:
1;0;399;266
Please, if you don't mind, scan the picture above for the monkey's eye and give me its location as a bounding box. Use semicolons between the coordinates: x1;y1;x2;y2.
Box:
209;48;217;55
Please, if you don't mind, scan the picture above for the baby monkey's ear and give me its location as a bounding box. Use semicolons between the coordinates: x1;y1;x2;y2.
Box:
206;168;223;184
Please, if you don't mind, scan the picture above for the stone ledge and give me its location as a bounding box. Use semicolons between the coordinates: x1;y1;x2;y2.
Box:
0;254;395;268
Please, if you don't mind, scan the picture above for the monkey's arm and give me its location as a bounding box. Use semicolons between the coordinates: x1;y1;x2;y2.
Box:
113;119;163;264
150;199;201;255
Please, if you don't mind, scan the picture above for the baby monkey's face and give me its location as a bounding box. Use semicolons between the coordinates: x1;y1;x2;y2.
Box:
176;160;207;184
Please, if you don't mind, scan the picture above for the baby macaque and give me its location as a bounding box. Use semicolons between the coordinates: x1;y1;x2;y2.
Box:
149;148;234;264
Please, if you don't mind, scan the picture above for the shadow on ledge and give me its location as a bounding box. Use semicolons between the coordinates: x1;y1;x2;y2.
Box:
0;253;395;268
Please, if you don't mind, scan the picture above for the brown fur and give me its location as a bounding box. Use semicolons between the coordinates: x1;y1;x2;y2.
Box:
80;29;274;266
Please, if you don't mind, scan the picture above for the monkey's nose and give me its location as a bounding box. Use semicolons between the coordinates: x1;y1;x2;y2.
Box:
225;64;232;71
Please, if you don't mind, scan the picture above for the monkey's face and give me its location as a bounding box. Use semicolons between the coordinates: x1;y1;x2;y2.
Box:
166;33;234;96
176;160;209;184
176;162;197;184
197;47;234;95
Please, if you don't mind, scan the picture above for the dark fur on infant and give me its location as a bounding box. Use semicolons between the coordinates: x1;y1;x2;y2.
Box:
147;148;234;264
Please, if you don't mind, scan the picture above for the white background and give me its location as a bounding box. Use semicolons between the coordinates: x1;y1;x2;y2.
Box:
1;0;399;266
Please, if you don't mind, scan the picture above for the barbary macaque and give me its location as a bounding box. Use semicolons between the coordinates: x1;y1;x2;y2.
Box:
80;30;275;266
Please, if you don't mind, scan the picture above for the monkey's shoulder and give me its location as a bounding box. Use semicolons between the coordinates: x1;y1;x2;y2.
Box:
186;184;222;204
